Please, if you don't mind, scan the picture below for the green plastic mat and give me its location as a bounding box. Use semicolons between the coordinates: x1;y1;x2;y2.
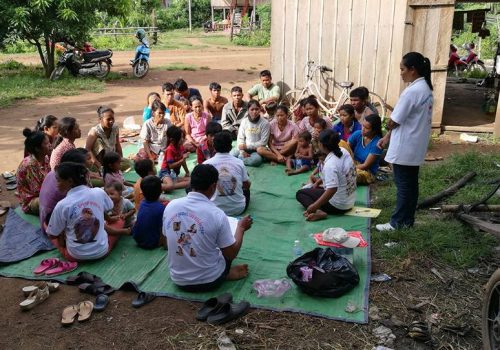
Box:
0;145;371;323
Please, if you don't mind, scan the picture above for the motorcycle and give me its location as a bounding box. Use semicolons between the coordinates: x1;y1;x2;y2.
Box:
130;29;150;78
203;20;215;33
50;44;113;81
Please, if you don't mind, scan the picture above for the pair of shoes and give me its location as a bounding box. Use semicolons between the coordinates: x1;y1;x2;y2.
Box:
132;292;156;308
196;293;250;325
33;258;78;276
61;301;94;326
67;271;102;285
22;281;60;296
19;282;50;310
375;222;396;232
79;281;115;296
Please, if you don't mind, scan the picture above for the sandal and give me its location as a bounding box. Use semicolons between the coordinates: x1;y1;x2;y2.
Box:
33;258;60;275
132;292;157;308
45;261;78;276
6;183;17;191
196;292;233;321
79;281;115;296
67;272;103;286
206;301;250;325
2;171;15;179
61;305;79;326
94;294;109;312
19;282;50;311
77;301;94;322
22;282;60;296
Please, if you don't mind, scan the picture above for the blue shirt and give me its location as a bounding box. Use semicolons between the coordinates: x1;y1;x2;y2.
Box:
333;120;361;141
143;106;170;122
348;130;382;175
132;200;165;249
174;88;202;101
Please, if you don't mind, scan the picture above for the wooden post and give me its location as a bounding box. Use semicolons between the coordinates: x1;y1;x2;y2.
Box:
211;4;214;29
188;0;192;32
152;9;158;45
495;97;500;137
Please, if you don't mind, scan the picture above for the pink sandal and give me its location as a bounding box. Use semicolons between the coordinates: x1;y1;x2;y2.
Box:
45;261;78;276
33;258;60;275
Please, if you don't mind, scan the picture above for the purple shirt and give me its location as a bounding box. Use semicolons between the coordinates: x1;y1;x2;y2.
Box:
39;171;66;234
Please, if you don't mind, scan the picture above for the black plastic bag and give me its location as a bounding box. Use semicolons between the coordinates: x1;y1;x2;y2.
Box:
286;248;360;298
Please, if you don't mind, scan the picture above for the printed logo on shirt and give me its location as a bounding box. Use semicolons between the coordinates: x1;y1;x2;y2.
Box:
74;208;99;244
346;166;357;196
167;212;205;258
217;166;237;196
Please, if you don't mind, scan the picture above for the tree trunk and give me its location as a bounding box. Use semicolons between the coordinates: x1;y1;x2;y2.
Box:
44;37;55;78
417;171;477;209
33;40;49;77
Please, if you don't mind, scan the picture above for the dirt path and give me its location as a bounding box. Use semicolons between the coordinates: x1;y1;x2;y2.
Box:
0;46;269;172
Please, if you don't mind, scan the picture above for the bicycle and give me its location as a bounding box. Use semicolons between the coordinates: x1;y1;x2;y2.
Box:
282;60;389;122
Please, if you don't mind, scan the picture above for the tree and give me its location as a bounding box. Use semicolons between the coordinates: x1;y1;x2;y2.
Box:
157;0;210;30
0;0;130;77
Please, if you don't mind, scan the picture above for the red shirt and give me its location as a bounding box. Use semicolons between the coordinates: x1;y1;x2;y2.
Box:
161;143;185;173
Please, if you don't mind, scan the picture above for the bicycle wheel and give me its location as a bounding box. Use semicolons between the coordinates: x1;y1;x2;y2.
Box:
466;62;487;78
95;61;111;79
50;64;66;81
482;269;500;350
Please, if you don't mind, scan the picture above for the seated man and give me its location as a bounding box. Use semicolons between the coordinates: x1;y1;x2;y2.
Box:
246;70;280;108
221;86;248;139
204;131;251;216
174;78;202;101
162;82;185;128
349;87;378;122
203;82;228;122
163;164;253;292
230;100;270;167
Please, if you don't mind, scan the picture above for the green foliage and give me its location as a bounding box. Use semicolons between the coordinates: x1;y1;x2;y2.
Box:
233;3;271;47
156;0;211;31
0;60;105;107
373;151;500;267
452;21;497;60
154;62;197;71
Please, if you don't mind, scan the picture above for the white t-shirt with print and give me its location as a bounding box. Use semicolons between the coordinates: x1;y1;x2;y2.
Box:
47;185;113;260
163;192;236;286
385;77;433;166
140;118;172;155
323;149;357;210
204;153;249;216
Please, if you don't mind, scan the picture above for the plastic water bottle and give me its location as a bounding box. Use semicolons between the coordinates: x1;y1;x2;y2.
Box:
293;240;303;257
157;151;165;167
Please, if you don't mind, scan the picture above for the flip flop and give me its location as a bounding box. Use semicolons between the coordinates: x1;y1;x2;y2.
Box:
19;283;50;311
132;292;157;308
61;305;79;326
67;271;103;285
206;301;250;325
94;294;109;312
45;261;78;276
196;292;233;321
22;282;60;296
79;282;115;296
33;258;60;275
77;301;94;322
6;183;17;191
2;171;15;179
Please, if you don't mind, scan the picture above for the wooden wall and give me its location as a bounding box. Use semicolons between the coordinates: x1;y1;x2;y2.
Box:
271;0;456;130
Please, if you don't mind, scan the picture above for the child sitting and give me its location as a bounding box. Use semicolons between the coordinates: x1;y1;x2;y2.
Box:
131;175;166;249
263;102;277;121
104;182;136;228
196;121;222;164
143;92;161;122
286;131;313;176
312;117;327;159
133;159;170;210
304;152;326;189
102;151;134;197
159;126;191;191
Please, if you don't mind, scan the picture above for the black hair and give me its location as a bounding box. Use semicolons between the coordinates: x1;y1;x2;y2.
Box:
97;105;114;119
319;129;343;158
338;104;355;117
205;121;222;136
23;128;47;156
260;69;272;78
140;175;162;201
105;181;124;193
313;118;327;130
167;125;183;146
364;114;383;138
349;87;367;100
276;104;289;115
303;95;320;109
55;162;88;187
298;130;312;143
151;100;167;114
35;115;58;133
402;52;433;91
162;82;174;92
213;130;233;153
230;86;243;94
189;96;203;105
174;78;188;92
102;151;121;180
134;159;155;178
209;82;221;90
247;99;261;110
146;92;160;104
190;164;219;191
60;148;86;164
54;116;77;147
265;101;277;113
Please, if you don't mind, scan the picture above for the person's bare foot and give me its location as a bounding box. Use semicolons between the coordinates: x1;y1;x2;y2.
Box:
226;264;249;281
270;161;277;166
306;210;328;221
285;168;292;174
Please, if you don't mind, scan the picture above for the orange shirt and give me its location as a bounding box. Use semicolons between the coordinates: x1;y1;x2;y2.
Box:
133;179;144;211
162;99;186;127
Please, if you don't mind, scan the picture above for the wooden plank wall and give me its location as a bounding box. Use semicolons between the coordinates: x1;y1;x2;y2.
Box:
271;0;409;109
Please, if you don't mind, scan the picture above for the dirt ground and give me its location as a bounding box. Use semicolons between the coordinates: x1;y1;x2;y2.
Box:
1;41;500;349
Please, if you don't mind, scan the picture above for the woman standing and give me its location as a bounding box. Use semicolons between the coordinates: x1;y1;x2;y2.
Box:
376;52;433;231
296;129;357;221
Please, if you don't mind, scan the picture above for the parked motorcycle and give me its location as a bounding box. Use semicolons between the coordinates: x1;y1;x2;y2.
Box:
130;29;150;78
50;44;112;81
203;20;215;33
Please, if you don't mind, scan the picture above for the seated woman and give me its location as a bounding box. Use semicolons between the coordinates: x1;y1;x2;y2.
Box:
333;104;361;142
257;104;298;164
47;162;127;262
17;128;51;215
50;117;81;170
297;95;332;135
143;92;161;122
296;129;357;221
185;96;211;153
136;100;171;162
85;106;124;170
348;114;383;185
33;115;59;156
